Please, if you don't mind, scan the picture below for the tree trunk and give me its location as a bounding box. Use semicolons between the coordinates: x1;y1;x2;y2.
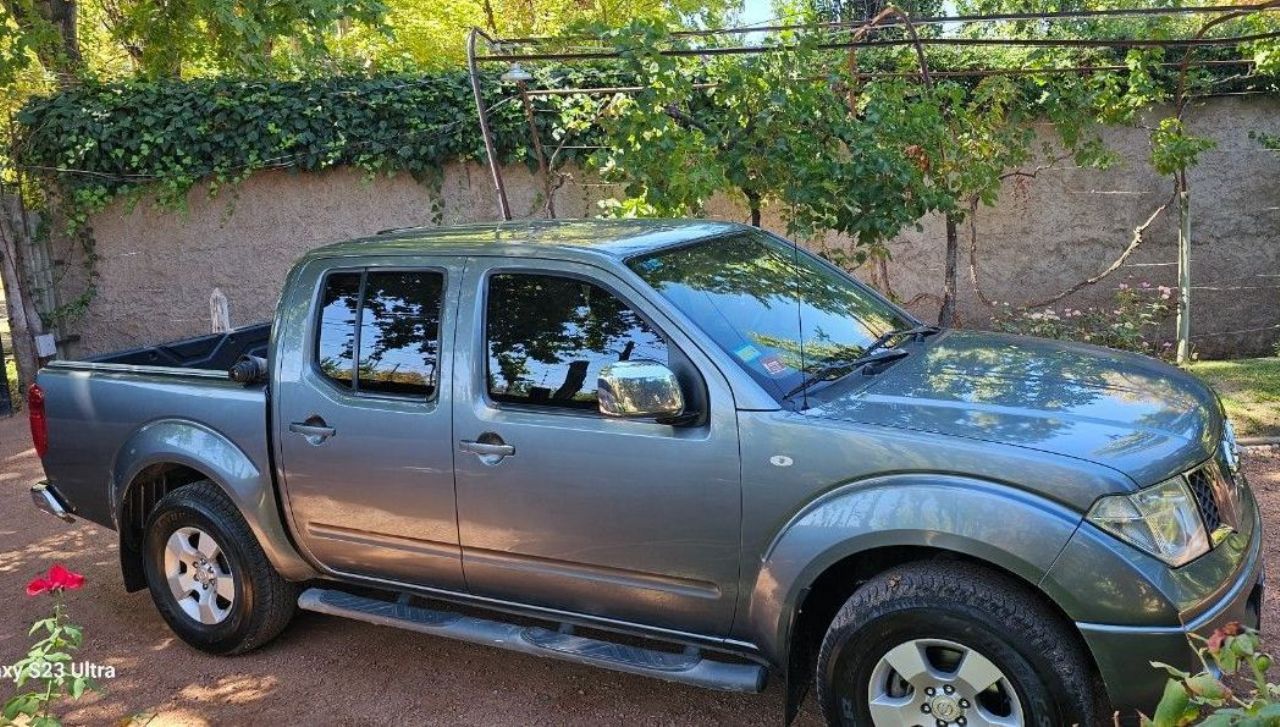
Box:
1175;182;1192;364
0;198;44;391
745;190;761;227
480;0;499;33
49;0;80;69
938;212;959;326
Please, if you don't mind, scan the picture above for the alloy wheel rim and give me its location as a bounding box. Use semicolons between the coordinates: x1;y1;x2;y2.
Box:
164;526;235;625
866;637;1024;727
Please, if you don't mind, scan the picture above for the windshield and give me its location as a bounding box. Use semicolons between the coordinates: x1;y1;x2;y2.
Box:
628;231;915;401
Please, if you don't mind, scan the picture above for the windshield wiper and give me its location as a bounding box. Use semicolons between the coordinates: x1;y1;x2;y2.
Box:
862;324;941;358
783;348;910;400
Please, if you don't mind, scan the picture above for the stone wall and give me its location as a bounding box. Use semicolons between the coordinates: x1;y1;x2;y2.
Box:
48;96;1280;359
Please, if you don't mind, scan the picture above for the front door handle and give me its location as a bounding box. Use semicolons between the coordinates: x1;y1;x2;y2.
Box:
459;440;515;457
289;417;336;445
460;435;515;464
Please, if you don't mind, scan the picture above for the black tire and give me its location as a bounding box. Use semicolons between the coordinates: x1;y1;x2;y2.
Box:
815;560;1107;727
141;480;297;654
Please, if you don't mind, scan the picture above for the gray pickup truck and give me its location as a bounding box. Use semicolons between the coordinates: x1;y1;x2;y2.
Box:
28;219;1262;726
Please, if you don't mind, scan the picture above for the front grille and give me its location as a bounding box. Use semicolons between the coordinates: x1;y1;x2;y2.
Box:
1188;465;1223;534
1186;449;1242;542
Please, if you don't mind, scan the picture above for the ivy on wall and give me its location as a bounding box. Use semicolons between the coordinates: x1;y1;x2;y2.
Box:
11;72;571;227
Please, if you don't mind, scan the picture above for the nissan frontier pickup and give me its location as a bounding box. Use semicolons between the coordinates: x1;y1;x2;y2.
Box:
28;219;1263;726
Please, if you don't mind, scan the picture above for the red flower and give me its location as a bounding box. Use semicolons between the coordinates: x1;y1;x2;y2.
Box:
47;564;84;591
26;577;52;596
25;564;85;596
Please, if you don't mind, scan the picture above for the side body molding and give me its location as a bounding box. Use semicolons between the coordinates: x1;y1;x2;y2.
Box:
111;419;317;581
740;475;1085;665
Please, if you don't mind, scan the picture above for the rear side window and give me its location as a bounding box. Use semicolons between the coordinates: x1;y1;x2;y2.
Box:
315;269;444;398
485;272;669;410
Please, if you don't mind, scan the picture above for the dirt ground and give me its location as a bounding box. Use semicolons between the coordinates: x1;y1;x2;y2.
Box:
1;413;1278;726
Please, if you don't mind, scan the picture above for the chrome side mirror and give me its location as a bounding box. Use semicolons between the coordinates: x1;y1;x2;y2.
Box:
597;360;685;419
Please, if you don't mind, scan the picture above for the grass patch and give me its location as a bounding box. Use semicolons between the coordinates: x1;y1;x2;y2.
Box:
1190;358;1280;439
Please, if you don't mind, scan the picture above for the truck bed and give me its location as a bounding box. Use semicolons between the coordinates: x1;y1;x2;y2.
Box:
88;322;270;369
36;323;273;531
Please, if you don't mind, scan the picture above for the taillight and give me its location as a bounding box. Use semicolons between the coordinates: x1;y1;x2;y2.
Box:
28;383;48;459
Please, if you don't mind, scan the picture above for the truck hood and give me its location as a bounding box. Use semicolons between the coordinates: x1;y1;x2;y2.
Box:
806;330;1222;485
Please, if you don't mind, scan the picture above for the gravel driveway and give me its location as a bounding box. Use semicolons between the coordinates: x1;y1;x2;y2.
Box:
1;412;1276;726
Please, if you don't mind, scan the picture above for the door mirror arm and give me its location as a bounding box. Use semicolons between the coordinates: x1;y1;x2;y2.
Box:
655;410;702;427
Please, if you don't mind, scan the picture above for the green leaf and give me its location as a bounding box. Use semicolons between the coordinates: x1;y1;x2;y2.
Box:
1152;679;1195;727
1185;673;1231;702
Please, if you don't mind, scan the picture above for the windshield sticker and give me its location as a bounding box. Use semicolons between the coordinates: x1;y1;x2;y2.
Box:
761;355;788;376
734;343;762;362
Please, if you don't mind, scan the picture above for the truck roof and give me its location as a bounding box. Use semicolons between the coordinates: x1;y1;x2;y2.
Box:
305;218;749;263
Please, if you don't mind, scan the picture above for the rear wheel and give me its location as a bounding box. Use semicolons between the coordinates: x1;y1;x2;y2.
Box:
141;480;297;654
815;560;1105;727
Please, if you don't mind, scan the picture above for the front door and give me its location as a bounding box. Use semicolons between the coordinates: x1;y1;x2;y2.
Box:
274;257;464;589
452;259;742;637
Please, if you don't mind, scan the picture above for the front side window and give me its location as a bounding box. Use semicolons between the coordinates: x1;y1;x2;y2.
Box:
315;269;444;398
628;231;913;400
486;273;669;410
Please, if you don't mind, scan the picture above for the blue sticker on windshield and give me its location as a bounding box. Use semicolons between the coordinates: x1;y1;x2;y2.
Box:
734;343;762;362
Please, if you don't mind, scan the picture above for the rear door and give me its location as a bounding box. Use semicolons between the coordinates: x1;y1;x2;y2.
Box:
273;256;465;589
452;257;743;636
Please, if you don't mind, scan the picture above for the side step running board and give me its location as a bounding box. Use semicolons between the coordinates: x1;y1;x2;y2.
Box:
298;587;766;693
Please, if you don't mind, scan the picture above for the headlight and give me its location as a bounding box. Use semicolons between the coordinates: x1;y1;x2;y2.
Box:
1087;476;1210;567
1223;419;1241;476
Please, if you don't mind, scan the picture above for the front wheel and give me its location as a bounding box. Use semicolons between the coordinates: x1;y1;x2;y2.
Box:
141;480;297;654
815;560;1106;727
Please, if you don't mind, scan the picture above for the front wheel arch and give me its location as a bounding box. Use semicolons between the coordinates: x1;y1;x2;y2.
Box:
782;547;1106;725
813;558;1109;726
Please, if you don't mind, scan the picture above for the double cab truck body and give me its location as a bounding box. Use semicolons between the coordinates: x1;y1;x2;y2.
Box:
29;220;1263;726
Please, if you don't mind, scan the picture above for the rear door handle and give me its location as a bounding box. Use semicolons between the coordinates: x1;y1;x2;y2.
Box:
290;419;336;445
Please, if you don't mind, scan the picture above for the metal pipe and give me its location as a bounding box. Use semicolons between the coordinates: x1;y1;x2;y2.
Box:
497;3;1280;43
477;30;1280;63
520;59;1257;97
467;27;512;221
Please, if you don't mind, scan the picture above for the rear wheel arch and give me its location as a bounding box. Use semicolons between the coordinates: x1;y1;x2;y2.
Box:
113;438;317;591
117;462;217;591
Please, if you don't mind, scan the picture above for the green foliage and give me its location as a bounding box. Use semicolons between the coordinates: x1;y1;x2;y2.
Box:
1152;117;1217;177
1144;623;1280;727
991;281;1176;356
329;0;741;71
585;16;1136;271
12;73;551;226
97;0;390;79
588;18;953;255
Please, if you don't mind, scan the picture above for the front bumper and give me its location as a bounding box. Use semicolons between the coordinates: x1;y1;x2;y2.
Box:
1075;499;1264;718
31;481;75;523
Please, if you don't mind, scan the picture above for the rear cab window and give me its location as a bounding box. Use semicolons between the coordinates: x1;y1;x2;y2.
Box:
315;269;444;399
